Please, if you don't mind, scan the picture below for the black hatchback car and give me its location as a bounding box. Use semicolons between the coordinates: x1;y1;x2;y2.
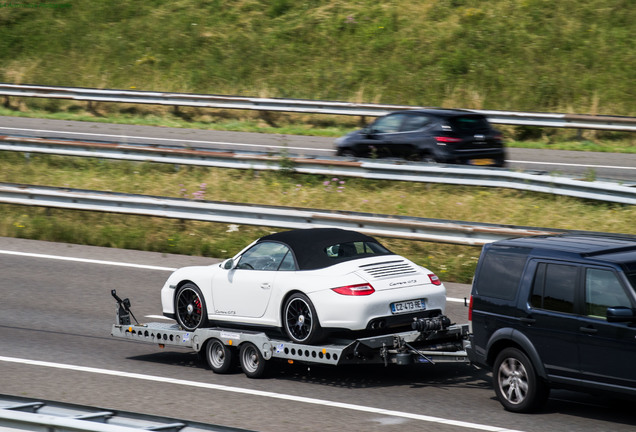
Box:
467;235;636;412
335;109;505;166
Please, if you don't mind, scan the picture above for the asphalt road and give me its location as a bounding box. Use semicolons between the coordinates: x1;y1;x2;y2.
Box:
1;237;635;432
1;116;635;182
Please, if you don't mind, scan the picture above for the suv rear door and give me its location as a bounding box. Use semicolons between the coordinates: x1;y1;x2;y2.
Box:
525;260;581;379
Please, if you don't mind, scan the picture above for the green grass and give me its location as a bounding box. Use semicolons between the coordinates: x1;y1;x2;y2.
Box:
1;0;634;116
1;152;634;283
1;0;635;283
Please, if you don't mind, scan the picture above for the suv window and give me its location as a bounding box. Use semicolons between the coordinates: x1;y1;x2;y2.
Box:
585;268;633;318
473;245;530;300
530;263;577;313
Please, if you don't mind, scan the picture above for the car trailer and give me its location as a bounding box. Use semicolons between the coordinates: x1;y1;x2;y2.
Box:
110;290;470;378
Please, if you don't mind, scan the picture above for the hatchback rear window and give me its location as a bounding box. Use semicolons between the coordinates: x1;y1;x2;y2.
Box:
448;116;490;133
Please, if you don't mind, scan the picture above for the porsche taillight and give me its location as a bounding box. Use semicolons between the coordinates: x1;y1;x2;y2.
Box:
331;283;375;296
428;273;442;286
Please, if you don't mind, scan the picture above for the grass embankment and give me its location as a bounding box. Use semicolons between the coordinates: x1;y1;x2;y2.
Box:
2;1;634;116
1;152;634;283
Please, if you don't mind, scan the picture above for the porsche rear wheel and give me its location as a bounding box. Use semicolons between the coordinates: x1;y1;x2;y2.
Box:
175;283;208;331
283;293;322;344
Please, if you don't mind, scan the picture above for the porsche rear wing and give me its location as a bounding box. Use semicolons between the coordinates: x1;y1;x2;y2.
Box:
110;290;469;377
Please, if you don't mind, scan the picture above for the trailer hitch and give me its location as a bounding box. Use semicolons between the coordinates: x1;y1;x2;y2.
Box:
111;290;139;326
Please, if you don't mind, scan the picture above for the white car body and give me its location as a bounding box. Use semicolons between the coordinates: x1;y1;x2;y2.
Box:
161;228;446;344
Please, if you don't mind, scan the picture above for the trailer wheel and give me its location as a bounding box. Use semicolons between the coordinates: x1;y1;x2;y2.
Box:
493;347;549;413
205;338;234;374
175;283;208;331
239;342;267;378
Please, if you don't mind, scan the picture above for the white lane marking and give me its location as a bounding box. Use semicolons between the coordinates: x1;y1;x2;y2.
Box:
0;127;335;153
507;159;636;171
0;250;176;271
145;315;173;320
0;355;523;432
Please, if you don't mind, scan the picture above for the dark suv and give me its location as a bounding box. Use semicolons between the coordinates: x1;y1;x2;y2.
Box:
334;109;505;166
467;235;636;412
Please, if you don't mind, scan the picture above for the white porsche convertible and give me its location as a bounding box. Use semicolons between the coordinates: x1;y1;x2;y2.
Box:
161;228;446;344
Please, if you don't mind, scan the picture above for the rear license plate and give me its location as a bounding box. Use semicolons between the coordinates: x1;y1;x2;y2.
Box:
391;299;426;314
469;158;494;166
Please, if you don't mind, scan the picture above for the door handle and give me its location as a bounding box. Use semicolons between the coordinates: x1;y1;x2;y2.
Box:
579;326;598;335
260;283;271;290
519;317;536;324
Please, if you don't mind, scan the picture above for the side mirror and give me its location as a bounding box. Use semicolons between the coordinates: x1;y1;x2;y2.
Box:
606;306;636;323
222;258;235;270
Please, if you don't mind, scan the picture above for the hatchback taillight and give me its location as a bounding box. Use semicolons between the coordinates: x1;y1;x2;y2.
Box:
331;283;375;296
428;273;442;286
435;136;462;143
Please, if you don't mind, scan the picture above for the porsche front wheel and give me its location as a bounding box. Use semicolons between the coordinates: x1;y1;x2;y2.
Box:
175;283;208;331
283;293;322;344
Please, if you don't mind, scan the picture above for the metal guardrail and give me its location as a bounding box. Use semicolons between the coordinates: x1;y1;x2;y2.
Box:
0;182;579;246
1;136;635;206
0;394;251;432
2;83;635;132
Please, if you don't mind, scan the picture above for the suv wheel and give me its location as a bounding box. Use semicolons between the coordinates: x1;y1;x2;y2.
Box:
493;348;549;413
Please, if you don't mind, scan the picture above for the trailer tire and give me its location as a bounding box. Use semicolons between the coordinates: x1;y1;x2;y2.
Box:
239;342;267;378
205;338;235;374
175;283;208;331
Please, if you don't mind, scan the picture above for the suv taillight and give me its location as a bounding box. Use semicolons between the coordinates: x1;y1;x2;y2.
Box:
468;295;473;322
331;283;375;296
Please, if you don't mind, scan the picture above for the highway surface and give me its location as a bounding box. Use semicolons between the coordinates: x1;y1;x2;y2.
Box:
1;116;636;182
1;237;635;432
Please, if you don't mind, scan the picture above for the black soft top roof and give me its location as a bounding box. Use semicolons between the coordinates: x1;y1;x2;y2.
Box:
257;228;391;270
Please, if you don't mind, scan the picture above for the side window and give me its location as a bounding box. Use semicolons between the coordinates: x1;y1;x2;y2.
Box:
400;115;430;132
371;114;404;133
531;263;577;314
473;245;530;300
585;268;632;318
237;242;291;271
278;251;297;271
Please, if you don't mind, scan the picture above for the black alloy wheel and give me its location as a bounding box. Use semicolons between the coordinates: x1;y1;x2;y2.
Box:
283;293;322;344
175;283;208;331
